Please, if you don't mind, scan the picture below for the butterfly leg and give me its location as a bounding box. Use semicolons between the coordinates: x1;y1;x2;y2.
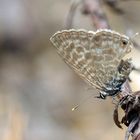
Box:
94;92;106;100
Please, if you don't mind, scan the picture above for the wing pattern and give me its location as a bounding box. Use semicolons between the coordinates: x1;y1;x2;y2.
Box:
50;29;132;91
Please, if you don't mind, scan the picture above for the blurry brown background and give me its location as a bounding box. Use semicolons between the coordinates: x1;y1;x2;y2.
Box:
0;0;140;140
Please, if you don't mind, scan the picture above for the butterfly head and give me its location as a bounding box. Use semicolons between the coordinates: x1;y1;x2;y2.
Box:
121;32;139;52
95;91;107;100
120;36;134;53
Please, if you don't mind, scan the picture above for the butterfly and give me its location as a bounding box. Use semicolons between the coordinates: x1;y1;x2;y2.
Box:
50;29;134;99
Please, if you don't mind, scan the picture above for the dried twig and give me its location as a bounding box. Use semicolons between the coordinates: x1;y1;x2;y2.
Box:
66;0;81;29
114;90;140;140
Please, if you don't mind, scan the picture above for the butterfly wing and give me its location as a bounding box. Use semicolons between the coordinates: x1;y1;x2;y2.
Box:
50;29;132;91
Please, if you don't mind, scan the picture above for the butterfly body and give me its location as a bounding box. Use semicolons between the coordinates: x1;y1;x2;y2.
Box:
50;29;134;99
98;59;133;99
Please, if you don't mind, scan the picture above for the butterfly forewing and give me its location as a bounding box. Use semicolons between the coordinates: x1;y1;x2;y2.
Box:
50;29;132;91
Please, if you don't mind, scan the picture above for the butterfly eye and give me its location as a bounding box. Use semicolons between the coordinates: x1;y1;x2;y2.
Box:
122;39;128;45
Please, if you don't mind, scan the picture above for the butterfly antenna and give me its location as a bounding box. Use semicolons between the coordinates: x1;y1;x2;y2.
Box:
131;32;139;40
71;94;95;111
72;105;79;111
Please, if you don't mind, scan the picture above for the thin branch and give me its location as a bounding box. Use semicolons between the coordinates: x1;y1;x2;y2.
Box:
65;0;81;29
132;121;140;140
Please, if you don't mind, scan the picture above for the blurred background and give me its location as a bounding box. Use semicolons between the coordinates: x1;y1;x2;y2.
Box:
0;0;140;140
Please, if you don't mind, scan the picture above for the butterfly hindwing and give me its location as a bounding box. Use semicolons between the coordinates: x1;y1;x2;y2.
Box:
50;29;132;91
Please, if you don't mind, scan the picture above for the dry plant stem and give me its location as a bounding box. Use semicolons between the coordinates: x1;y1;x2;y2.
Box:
119;91;140;140
133;121;140;140
82;0;110;29
131;91;140;140
66;0;81;29
133;134;140;140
